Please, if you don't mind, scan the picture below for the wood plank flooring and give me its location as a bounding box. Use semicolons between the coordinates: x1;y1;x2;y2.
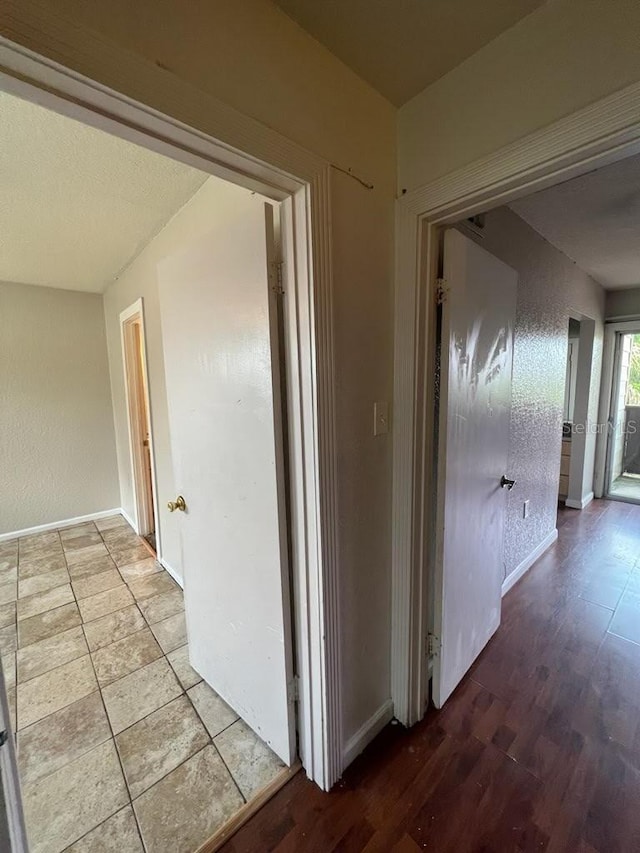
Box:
221;499;640;853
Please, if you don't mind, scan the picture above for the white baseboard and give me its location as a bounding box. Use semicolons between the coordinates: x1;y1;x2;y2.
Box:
502;528;558;597
159;557;184;589
0;508;122;542
565;491;594;510
342;699;394;770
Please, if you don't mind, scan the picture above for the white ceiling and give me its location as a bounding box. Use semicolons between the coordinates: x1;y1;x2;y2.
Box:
272;0;546;106
0;91;208;293
510;153;640;290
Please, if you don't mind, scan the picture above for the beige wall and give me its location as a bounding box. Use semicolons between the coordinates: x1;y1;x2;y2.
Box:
398;0;640;191
12;0;401;748
466;209;605;583
606;287;640;320
0;281;119;535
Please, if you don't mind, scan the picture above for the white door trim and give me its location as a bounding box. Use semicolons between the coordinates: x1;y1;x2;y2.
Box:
393;78;640;726
119;299;159;546
0;38;341;789
596;320;640;499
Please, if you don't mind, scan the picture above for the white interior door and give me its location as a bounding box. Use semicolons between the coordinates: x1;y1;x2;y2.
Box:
433;228;517;707
158;191;295;764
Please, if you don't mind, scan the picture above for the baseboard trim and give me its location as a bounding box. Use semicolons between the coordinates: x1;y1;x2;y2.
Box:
342;699;394;770
565;491;594;510
159;557;184;589
502;528;558;597
0;508;122;542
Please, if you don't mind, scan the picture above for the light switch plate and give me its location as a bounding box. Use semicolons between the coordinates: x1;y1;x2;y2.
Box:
374;401;389;436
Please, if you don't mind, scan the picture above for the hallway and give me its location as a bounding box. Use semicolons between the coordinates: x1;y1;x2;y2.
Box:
222;498;640;852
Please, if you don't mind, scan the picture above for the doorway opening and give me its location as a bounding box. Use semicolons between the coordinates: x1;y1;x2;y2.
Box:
558;313;597;513
121;300;158;554
559;318;581;504
605;330;640;503
0;37;341;852
424;194;604;711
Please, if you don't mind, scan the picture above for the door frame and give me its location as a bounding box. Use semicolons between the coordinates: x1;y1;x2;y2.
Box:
0;38;342;789
597;320;640;502
120;299;159;544
392;79;640;727
564;311;597;511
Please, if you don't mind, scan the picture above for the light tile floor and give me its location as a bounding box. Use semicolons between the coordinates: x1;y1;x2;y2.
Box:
0;515;285;853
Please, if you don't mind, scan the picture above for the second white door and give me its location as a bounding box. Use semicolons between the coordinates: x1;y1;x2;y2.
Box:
159;182;295;764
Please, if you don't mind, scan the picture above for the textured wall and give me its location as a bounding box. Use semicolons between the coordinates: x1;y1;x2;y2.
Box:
0;282;120;534
399;0;640;191
466;209;605;581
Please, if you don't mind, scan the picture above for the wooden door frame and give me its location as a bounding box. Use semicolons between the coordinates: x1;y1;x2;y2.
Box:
0;39;341;790
120;299;158;543
392;79;640;727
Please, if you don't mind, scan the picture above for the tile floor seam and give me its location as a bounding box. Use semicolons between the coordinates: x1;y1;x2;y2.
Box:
15;692;112;789
15;630;90;687
122;719;214;802
105;674;188;737
57;806;144;853
211;733;249;805
128;742;226;852
90;636;164;689
80;613;145;849
185;698;247;805
185;685;234;736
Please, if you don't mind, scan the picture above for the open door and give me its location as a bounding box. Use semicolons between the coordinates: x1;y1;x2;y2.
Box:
121;302;158;546
433;228;517;707
158;189;295;765
0;661;27;852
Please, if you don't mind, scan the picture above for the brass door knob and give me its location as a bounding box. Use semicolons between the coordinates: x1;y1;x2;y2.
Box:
167;495;186;512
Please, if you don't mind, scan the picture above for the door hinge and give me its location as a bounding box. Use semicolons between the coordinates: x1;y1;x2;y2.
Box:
288;675;300;703
435;278;448;305
426;632;439;658
272;261;285;295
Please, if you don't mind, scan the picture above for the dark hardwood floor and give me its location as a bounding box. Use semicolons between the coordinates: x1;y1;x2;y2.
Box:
221;499;640;853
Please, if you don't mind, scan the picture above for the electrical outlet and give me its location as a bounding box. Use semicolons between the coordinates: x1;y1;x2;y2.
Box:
374;401;389;436
523;500;530;519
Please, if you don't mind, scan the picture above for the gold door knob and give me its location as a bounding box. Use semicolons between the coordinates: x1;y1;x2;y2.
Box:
167;495;186;512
